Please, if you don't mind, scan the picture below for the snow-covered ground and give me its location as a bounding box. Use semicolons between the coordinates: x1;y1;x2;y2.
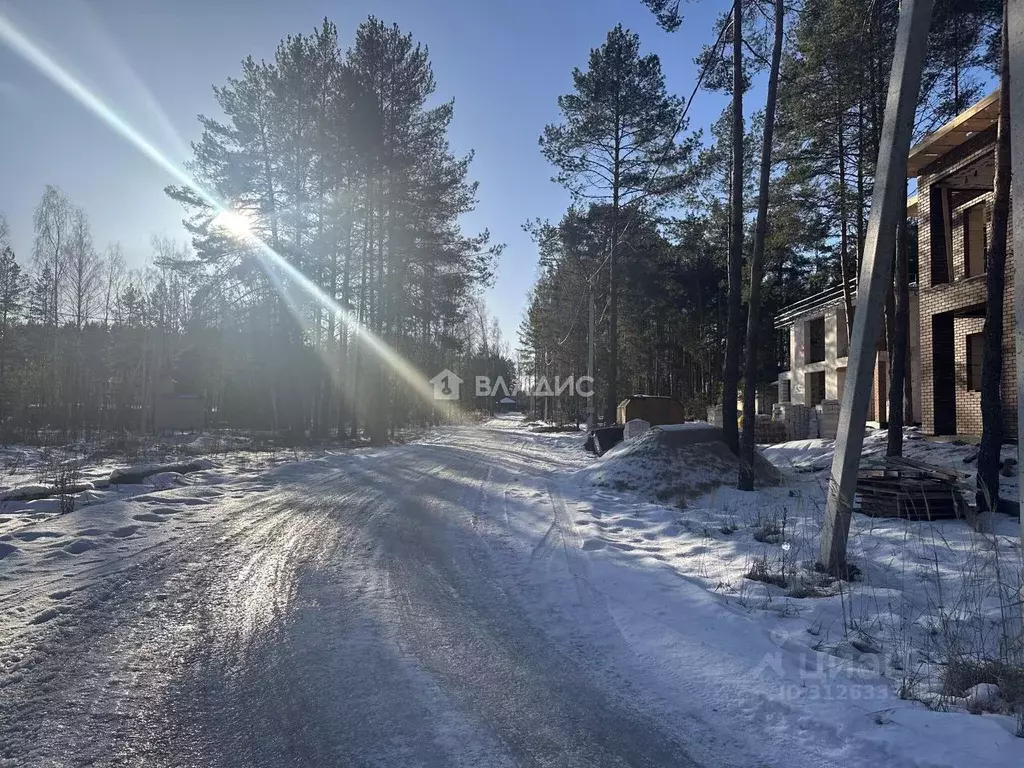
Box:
0;415;1021;766
570;420;1024;764
0;435;350;548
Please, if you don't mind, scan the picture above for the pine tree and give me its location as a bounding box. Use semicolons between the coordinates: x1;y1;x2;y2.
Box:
540;24;692;424
723;0;744;455
976;0;1010;518
739;0;785;488
27;265;53;327
0;243;24;433
167;16;497;441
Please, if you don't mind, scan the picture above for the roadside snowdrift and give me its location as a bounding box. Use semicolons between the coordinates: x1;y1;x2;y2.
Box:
762;427;1019;503
577;423;782;504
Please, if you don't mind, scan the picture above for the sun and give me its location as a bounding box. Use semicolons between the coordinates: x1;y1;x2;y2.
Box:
212;208;255;240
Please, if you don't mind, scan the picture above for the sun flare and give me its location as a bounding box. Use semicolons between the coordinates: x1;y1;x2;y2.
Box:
212;209;255;240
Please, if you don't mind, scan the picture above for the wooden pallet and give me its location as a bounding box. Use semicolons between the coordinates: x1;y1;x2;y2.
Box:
856;458;967;520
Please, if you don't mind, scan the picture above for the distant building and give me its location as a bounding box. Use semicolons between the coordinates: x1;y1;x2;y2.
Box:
908;90;1014;437
774;273;923;429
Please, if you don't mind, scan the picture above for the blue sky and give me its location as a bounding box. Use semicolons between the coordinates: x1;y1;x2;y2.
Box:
0;0;730;345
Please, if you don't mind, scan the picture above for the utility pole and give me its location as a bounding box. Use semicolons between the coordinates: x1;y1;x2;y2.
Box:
819;0;934;574
1009;0;1024;561
587;281;596;432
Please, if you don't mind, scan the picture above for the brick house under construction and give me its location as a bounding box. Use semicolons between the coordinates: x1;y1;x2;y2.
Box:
910;91;1015;438
774;275;923;432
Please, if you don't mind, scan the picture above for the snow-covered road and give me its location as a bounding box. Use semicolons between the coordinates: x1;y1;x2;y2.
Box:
3;417;1021;767
0;422;722;767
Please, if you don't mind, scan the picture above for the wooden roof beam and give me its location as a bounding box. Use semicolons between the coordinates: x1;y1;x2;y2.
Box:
907;90;1000;176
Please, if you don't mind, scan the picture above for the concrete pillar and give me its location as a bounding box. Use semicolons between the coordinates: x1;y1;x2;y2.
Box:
791;322;806;403
820;0;934;574
1009;0;1024;546
825;312;840;400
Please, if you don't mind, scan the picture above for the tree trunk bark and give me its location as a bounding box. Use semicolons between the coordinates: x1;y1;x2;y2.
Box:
887;186;910;457
976;3;1011;518
722;0;744;455
739;0;783;489
838;109;855;343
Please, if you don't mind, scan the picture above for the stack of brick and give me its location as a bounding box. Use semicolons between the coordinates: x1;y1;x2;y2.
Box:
773;402;812;440
706;405;724;428
816;400;842;440
807;408;820;439
754;414;788;444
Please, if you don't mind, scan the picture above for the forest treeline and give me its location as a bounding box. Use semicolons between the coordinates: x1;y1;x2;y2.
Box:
519;0;1001;455
0;17;512;444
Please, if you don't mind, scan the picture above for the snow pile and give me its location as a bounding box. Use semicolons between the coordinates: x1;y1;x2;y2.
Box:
0;482;96;502
109;458;215;485
578;423;782;504
762;427;1019;503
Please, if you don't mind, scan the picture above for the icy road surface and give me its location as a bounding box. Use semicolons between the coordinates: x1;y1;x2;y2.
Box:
0;421;734;768
7;418;1010;768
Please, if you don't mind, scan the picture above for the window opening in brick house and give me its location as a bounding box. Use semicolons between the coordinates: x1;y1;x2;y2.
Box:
777;327;791;372
966;333;984;391
929;186;950;285
779;379;791;403
837;307;851;358
806;371;826;407
963;202;987;278
807;316;826;363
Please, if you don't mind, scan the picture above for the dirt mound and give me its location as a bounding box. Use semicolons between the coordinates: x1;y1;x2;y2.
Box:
578;424;782;504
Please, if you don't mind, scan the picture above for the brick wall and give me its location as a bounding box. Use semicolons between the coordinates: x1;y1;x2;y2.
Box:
954;316;984;435
950;192;993;282
917;133;1016;438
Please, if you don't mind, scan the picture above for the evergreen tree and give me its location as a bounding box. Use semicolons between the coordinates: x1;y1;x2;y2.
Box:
724;0;744;455
740;0;785;488
976;0;1010;517
167;16;498;441
27;264;53;328
0;242;24;432
540;24;692;424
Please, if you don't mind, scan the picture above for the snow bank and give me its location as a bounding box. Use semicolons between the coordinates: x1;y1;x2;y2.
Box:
109;458;215;485
578;424;782;504
0;481;95;502
186;434;253;452
761;428;1019;503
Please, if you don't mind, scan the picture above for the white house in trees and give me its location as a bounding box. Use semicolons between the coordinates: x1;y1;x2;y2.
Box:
774;278;922;429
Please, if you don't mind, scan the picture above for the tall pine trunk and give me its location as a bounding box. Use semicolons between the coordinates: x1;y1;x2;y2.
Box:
606;105;623;426
886;186;909;457
606;187;620;425
739;0;783;489
838;107;855;343
722;0;744;454
976;3;1011;517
